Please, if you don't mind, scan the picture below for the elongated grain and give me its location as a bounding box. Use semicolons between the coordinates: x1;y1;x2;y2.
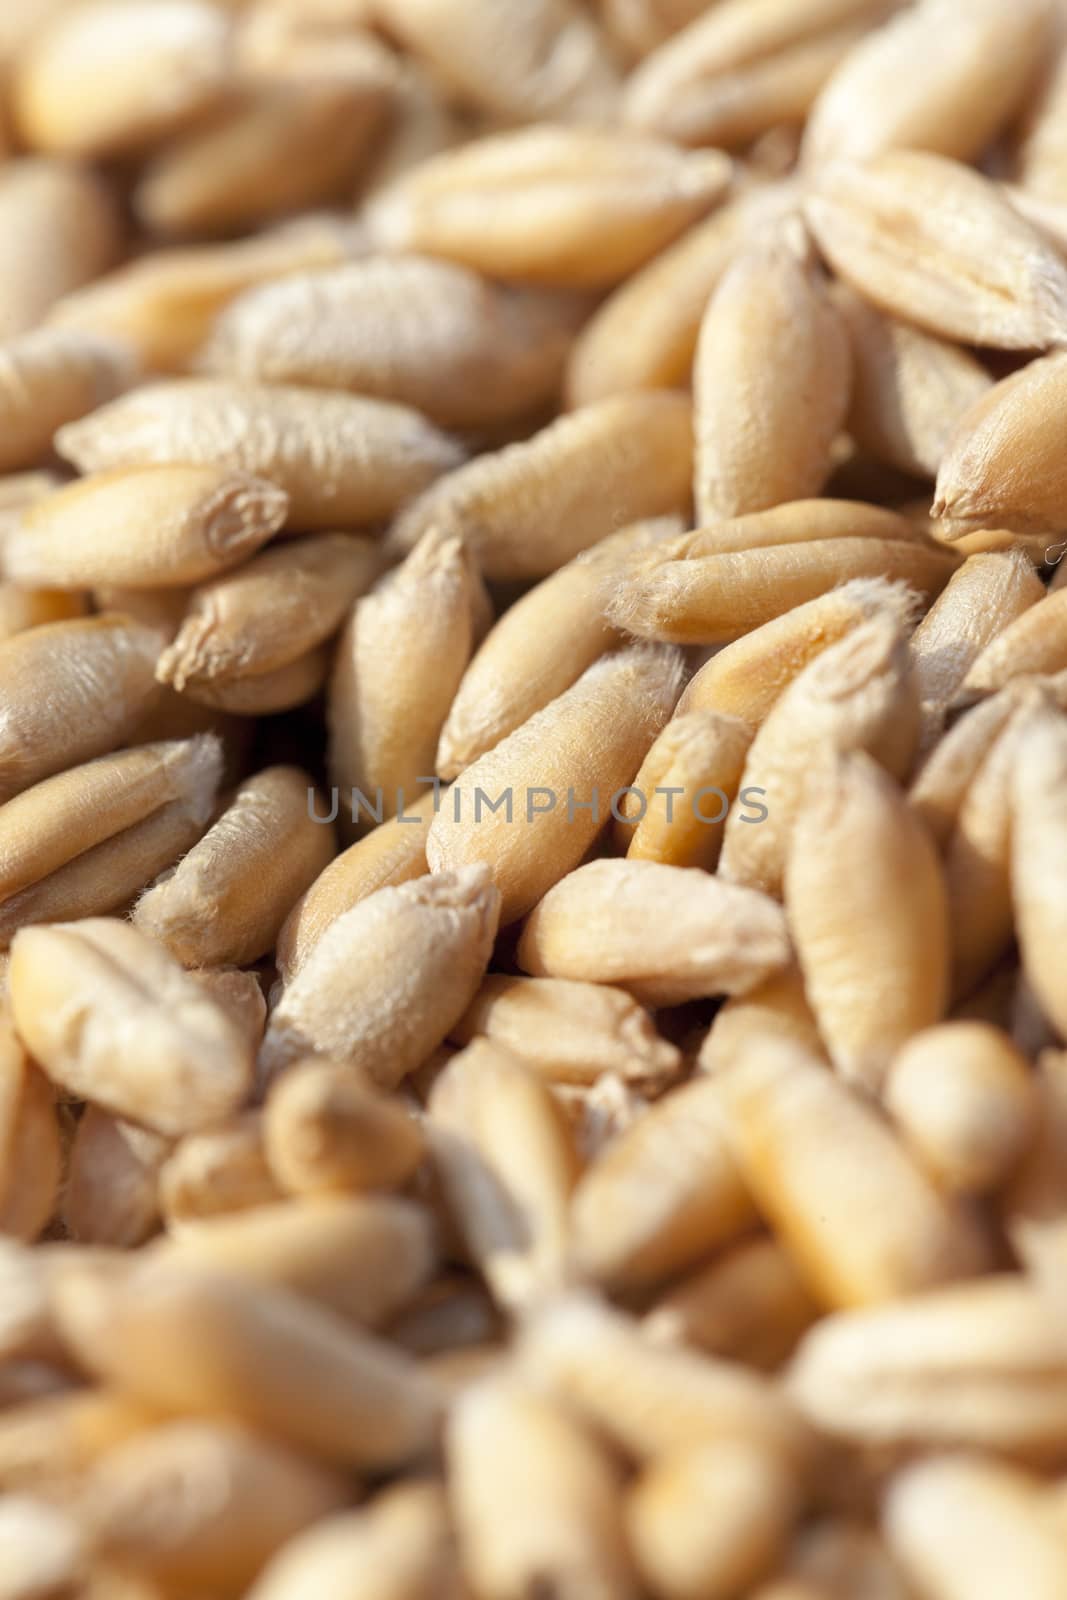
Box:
806;151;1067;349
157;534;379;693
367;126;730;288
0;158;121;340
0;328;136;474
264;1059;424;1197
201;256;583;429
693;221;850;522
390;391;693;579
617;709;756;870
329;528;484;824
56;380;465;531
427;645;683;923
9;918;253;1136
0;615;162;801
785;751;949;1090
715;1040;990;1307
3;465;288;589
260;865;500;1086
518;857;791;1006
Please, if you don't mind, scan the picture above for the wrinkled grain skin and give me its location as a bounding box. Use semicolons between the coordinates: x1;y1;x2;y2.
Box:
678;573;919;726
0;327;136;475
570;1074;756;1292
3;465;289;589
48;218;356;372
367;126;731;288
390;391;694;580
803;0;1053;167
51;1256;444;1471
259;865;500;1087
448;1378;637;1600
276;791;436;983
720;617;919;898
12;0;232;158
0;615;162;802
610;525;955;646
133;766;336;968
934;353;1067;536
373;0;619;124
156;534;379;696
716;1041;991;1309
518;857;792;1007
805;152;1067;350
451;973;681;1089
427;645;683;924
909;552;1044;749
623;0;894;143
0;736;223;945
329;528;484;825
0;158;121;340
834;285;994;481
202;257;584;429
9;918;254;1137
786;752;949;1091
693;222;850;522
56;380;465;532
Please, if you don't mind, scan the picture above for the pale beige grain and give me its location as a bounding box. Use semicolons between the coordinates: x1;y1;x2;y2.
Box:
693;220;850;522
83;1419;350;1594
328;527;484;825
785;751;949;1090
428;1041;579;1310
12;0;232;157
0;736;223;945
157;533;379;695
961;589;1067;698
834;284;994;481
518;857;792;1007
9;917;253;1136
720;616;918;898
180;645;329;714
448;1377;636;1600
265;1059;425;1197
805;151;1067;349
451;973;681;1090
628;1438;799;1600
884;1022;1037;1196
259;865;500;1087
0;1011;60;1244
803;0;1051;167
158;1112;282;1225
367;125;731;288
56;379;465;532
389;391;693;579
275;790;436;983
201;256;584;429
427;645;682;923
0;327;136;475
716;1040;990;1307
50;1255;443;1470
0;158;121;340
1010;706;1067;1040
134;766;335;968
160;1194;436;1330
63;1107;169;1247
644;1235;818;1371
570;1073;755;1292
886;1455;1067;1600
3;465;288;589
0;614;162;802
136;80;391;236
699;966;825;1074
